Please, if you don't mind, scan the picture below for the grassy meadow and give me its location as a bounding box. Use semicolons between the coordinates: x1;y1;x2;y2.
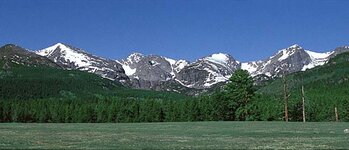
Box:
0;122;348;149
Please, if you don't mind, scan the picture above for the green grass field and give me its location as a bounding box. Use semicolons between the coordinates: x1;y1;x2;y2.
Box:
0;122;348;149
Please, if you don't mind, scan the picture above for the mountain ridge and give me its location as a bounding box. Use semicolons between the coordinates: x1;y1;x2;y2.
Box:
0;44;61;68
36;43;129;82
24;42;349;93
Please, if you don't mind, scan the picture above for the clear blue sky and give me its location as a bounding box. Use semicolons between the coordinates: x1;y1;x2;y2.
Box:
1;0;348;62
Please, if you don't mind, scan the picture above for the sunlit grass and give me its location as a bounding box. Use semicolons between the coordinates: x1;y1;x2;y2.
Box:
0;122;348;149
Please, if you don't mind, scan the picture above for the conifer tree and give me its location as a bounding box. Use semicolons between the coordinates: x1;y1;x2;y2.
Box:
224;69;254;121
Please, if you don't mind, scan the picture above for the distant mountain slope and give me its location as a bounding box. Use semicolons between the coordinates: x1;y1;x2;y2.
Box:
258;52;349;97
0;44;60;68
242;44;349;77
1;45;120;99
242;44;315;77
36;43;129;82
0;44;191;100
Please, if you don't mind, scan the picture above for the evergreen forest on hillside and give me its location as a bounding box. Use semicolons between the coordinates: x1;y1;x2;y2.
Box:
1;53;349;123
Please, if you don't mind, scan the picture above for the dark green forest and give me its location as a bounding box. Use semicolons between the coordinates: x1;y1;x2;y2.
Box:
1;52;349;123
257;52;349;121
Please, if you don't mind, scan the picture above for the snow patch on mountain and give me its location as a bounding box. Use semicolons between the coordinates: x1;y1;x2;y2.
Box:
209;53;230;62
126;53;144;64
278;49;294;61
122;65;136;76
36;43;64;56
302;50;334;71
306;50;333;62
277;44;301;61
203;67;229;87
174;60;188;73
164;57;178;76
150;60;161;66
204;53;231;67
241;62;258;74
164;57;176;65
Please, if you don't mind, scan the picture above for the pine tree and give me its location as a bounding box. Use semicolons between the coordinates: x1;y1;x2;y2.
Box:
224;69;254;121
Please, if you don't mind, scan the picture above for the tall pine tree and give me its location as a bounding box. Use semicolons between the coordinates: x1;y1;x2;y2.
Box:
224;69;254;121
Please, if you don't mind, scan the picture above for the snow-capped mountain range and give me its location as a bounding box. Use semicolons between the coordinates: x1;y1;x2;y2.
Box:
241;44;330;77
34;43;349;92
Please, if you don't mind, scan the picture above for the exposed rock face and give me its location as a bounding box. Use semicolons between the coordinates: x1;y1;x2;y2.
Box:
119;53;240;90
330;46;349;57
118;53;188;90
125;55;173;81
36;43;129;82
176;53;240;89
241;44;348;77
257;44;313;77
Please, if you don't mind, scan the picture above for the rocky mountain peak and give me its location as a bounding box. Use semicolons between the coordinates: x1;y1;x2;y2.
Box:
37;43;67;56
2;44;17;49
242;44;310;77
37;43;96;68
175;52;240;89
37;43;90;59
273;44;305;61
288;44;302;49
126;52;144;64
36;43;129;82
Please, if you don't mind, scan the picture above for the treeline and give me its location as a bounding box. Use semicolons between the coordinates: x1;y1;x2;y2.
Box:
0;97;232;123
2;69;348;123
0;95;281;123
1;94;348;123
